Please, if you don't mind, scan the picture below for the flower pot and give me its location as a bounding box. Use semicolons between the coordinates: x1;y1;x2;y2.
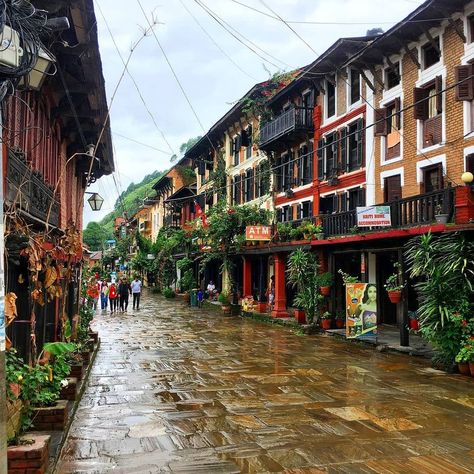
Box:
435;214;449;224
335;319;345;329
458;362;471;376
221;305;231;314
320;286;331;296
409;319;419;331
294;309;306;324
469;362;474;377
8;434;51;474
321;319;332;330
256;302;267;313
387;290;402;304
30;400;69;431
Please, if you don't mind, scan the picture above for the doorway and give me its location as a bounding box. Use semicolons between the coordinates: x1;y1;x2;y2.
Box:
376;252;398;325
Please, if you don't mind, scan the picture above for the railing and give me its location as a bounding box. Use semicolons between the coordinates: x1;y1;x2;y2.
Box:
280;188;455;239
6;150;59;227
260;106;313;147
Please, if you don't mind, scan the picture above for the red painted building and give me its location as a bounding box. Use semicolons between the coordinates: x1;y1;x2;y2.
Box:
3;0;113;360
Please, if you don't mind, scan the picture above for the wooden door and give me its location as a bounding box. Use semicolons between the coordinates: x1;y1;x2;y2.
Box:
384;174;402;202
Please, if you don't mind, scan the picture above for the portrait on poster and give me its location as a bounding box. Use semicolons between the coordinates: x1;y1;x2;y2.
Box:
345;282;377;340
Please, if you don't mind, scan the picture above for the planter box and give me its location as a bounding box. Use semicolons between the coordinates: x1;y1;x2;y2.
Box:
8;434;50;474
69;363;84;381
7;399;23;441
30;400;69;432
59;377;78;401
81;350;91;365
88;331;99;343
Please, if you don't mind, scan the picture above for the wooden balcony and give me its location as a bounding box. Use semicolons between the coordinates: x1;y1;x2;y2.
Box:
279;188;456;239
259;107;314;150
6;150;60;227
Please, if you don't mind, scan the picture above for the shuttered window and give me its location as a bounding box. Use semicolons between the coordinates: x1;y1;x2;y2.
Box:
466;154;474;174
455;65;474;101
326;77;336;117
301;200;312;219
422;164;443;193
350;69;361;104
317;138;325;181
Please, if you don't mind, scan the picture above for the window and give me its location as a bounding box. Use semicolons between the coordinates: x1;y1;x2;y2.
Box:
413;77;443;147
384;175;402;202
232;175;242;205
277;205;292;222
348;187;365;210
244;168;254;202
281;152;293;190
385;63;400;89
319;195;336;214
422;164;443;193
232;135;241;166
301;200;312;219
375;99;401;160
326;76;336;117
469;14;474;43
349;69;361;104
422;37;441;69
466;154;474;173
346;119;364;172
206;193;214;210
297;144;313;186
242;125;253;159
325;133;337;179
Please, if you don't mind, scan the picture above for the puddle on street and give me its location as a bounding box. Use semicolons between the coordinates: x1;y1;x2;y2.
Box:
55;292;474;473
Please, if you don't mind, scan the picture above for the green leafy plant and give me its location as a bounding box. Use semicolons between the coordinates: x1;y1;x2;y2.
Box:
338;269;359;284
162;287;175;298
455;339;474;363
321;311;332;320
405;232;474;367
318;272;333;287
287;249;324;324
277;222;292;242
218;291;230;305
297;221;322;240
335;310;345;320
384;262;404;291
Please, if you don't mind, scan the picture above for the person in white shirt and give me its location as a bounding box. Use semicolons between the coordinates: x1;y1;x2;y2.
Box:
131;277;142;310
206;280;217;300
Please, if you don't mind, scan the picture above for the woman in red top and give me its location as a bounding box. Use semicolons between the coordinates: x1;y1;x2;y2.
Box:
109;282;118;314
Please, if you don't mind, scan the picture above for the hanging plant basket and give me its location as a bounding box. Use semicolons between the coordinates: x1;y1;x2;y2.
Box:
320;286;331;296
387;290;402;304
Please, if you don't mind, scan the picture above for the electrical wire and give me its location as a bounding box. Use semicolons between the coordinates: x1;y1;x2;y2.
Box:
112;131;174;155
96;1;176;157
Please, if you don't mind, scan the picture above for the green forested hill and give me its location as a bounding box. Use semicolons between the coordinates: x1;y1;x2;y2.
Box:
84;169;166;250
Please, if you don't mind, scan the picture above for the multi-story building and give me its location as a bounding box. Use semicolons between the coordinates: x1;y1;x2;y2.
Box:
4;0;113;358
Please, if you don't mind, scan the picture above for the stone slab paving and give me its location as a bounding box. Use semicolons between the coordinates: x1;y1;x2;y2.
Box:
55;292;474;473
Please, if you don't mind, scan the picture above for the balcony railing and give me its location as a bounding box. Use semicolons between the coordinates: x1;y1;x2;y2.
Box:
278;188;455;239
6;150;59;227
260;106;314;148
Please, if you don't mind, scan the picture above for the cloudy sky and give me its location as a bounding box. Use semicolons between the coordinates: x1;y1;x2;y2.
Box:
84;0;425;225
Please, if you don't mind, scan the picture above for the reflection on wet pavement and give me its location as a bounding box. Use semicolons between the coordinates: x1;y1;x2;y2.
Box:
55;292;474;473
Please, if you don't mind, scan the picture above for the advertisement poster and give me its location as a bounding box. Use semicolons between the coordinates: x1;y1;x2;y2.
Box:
345;282;378;340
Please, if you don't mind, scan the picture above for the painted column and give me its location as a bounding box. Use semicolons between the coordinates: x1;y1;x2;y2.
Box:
243;257;252;297
271;253;289;318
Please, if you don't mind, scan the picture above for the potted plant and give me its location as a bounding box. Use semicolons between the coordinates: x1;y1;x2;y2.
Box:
455;341;474;376
294;308;306;324
384;262;404;304
318;272;333;296
408;311;419;331
335;310;345;329
338;269;359;285
320;311;332;330
298;221;322;240
276;222;292;242
218;291;231;314
434;204;449;224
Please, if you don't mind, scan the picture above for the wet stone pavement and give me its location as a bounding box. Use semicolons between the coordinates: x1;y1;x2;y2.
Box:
56;291;474;473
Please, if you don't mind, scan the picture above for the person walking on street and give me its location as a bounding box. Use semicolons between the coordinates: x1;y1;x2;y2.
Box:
100;280;109;310
118;278;131;312
131;276;142;310
109;281;118;314
87;278;100;311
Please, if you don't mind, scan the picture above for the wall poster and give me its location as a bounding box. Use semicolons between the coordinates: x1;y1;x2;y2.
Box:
345;282;378;340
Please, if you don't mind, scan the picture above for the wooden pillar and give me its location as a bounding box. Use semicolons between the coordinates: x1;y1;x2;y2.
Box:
397;248;409;347
272;253;289;318
243;257;252;297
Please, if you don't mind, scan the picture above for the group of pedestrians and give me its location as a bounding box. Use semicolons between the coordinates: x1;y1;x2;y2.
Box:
87;276;142;313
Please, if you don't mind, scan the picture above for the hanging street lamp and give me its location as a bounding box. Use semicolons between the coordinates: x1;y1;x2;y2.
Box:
85;192;104;211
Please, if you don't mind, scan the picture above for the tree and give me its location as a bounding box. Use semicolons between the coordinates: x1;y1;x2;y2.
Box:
171;136;202;162
83;222;108;251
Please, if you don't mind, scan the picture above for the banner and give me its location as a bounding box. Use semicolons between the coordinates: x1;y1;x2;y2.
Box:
245;225;271;241
345;282;377;340
356;206;391;227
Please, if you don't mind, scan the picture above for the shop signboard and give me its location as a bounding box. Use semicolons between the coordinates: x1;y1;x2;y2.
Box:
245;225;271;241
356;206;391;227
345;282;378;340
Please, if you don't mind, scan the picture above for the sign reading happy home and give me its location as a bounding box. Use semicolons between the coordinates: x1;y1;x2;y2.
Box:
356;206;391;227
245;225;271;241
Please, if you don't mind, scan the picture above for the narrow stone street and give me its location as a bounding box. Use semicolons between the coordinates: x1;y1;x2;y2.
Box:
56;291;474;473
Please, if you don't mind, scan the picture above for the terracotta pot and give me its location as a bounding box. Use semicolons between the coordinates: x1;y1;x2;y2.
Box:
469;362;474;377
335;319;345;329
409;319;419;331
321;319;332;330
222;305;231;314
294;309;306;324
387;290;402;304
256;302;267;313
458;362;471;376
320;286;331;296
